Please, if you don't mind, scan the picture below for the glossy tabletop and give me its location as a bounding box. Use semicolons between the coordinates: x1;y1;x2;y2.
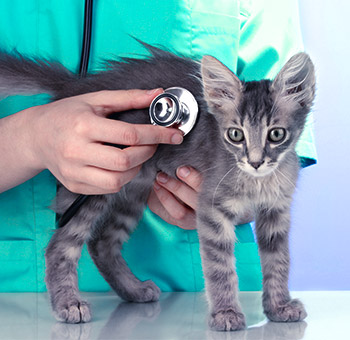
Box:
0;291;348;339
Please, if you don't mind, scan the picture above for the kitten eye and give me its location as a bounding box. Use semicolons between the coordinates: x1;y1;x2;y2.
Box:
227;128;244;143
268;128;286;143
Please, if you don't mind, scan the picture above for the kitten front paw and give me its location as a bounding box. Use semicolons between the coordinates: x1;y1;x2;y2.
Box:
54;300;92;324
264;299;307;322
123;280;161;303
209;309;246;331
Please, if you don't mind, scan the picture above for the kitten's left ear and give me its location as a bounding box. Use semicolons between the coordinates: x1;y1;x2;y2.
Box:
272;52;316;108
201;55;242;113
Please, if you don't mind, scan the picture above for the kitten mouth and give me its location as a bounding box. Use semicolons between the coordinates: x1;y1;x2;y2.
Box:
239;163;276;177
250;169;273;177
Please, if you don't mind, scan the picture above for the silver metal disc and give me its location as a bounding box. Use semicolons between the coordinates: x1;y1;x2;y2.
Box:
149;87;198;136
165;87;198;135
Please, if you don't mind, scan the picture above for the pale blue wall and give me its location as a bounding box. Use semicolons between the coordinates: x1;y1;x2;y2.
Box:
289;0;350;290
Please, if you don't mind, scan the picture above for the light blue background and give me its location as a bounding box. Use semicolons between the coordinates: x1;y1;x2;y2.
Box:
289;0;350;290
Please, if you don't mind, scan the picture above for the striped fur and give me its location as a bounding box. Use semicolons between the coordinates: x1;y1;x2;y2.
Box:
0;45;315;330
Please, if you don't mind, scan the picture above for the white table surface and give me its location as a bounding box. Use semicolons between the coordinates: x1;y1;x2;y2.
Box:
0;291;348;339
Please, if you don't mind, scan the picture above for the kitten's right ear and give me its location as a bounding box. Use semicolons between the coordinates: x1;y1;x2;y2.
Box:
201;55;242;113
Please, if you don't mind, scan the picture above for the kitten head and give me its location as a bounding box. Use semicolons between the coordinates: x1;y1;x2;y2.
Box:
201;53;315;177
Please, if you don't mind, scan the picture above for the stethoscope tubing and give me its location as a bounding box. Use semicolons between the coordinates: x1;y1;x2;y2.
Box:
58;0;93;228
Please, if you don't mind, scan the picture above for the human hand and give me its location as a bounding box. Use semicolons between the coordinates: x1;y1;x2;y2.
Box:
28;89;184;194
148;165;254;227
148;166;202;229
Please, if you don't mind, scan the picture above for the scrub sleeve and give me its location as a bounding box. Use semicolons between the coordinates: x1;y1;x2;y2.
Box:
0;0;316;292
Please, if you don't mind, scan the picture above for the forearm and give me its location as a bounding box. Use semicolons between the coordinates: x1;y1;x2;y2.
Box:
0;107;43;193
0;89;184;195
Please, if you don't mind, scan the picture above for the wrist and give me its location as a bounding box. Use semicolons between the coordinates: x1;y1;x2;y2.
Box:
0;106;46;192
13;106;45;173
21;105;47;172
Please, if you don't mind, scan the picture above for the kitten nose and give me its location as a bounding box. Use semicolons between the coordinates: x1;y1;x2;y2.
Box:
250;160;264;169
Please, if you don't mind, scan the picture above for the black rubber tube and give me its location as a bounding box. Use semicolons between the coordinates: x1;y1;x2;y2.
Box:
79;0;93;77
58;0;93;228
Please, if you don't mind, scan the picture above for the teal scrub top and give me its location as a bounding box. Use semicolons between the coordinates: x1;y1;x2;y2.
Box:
0;0;317;292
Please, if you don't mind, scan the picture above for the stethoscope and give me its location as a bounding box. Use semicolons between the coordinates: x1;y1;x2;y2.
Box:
57;0;94;228
149;87;198;135
58;0;198;227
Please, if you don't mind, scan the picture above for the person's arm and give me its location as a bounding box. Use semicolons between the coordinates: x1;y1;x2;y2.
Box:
0;89;184;194
237;0;304;80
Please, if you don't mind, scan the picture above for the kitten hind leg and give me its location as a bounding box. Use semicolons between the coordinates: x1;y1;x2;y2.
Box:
255;207;307;322
45;195;109;323
87;205;160;303
45;223;91;323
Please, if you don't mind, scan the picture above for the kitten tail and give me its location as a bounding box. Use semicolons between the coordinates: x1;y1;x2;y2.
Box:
0;50;76;98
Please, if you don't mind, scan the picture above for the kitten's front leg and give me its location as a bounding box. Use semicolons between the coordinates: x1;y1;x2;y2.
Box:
255;207;307;322
197;204;246;331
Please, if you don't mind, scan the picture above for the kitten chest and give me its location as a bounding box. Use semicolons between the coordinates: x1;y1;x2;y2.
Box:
222;173;286;220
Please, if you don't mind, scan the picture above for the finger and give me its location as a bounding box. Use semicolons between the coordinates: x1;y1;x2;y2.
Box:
81;144;157;171
150;185;196;229
148;189;177;224
83;88;164;115
176;166;202;193
62;181;114;195
63;164;142;194
156;172;198;210
89;118;183;146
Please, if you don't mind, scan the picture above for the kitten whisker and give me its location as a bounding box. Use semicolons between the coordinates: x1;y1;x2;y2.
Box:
199;165;220;174
274;168;297;191
211;165;236;213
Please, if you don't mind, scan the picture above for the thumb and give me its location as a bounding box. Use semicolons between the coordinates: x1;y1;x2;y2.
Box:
83;88;164;116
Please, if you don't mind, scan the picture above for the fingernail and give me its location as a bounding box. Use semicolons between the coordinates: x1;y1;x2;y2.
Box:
146;88;163;95
178;166;190;178
157;173;168;184
171;133;183;144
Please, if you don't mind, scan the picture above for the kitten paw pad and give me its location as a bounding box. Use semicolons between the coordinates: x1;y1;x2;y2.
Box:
125;280;161;303
265;299;307;322
209;309;246;331
55;301;92;324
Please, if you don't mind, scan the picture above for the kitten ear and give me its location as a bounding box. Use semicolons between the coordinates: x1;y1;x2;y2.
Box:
201;55;242;112
272;52;316;108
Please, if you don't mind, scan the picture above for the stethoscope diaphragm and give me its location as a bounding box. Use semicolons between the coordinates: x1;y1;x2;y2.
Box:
149;87;198;136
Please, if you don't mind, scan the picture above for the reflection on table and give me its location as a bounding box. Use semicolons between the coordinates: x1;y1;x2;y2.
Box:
0;291;348;339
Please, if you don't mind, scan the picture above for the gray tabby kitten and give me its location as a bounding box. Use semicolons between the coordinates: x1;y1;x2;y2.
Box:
0;45;315;331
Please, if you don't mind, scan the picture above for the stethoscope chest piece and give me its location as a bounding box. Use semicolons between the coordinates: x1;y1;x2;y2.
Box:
149;87;198;135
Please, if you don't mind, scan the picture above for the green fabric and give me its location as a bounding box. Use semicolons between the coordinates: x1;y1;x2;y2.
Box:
237;0;317;167
0;0;315;292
